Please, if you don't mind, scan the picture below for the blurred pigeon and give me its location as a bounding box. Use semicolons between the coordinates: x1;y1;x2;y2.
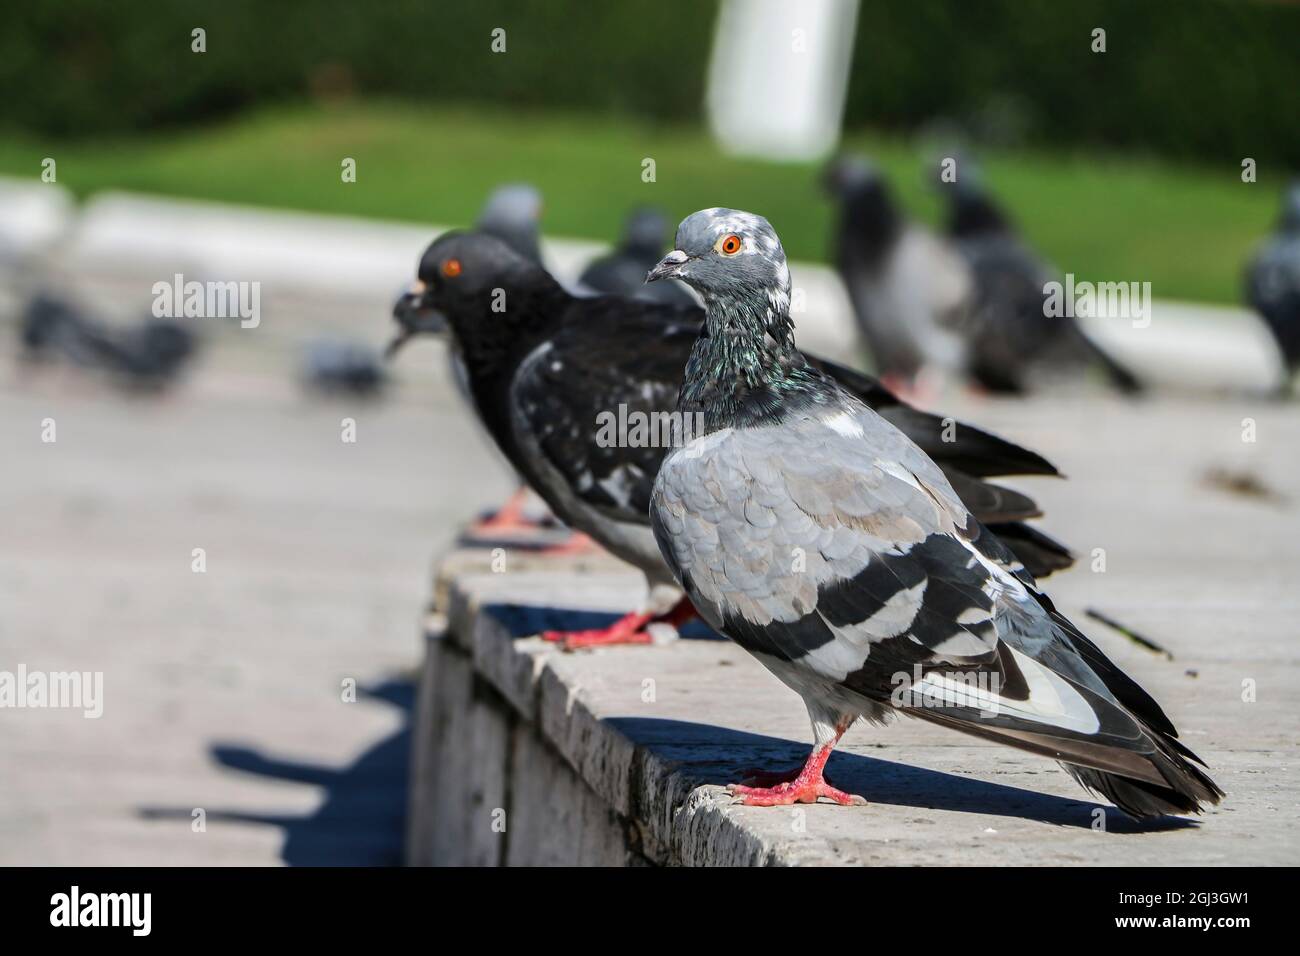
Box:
476;183;544;265
579;208;696;306
389;230;1072;647
1245;181;1300;382
20;291;197;388
647;207;1221;817
942;170;1141;394
303;339;387;396
19;292;82;355
824;156;970;388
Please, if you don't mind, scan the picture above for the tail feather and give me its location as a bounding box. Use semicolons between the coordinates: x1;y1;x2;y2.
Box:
941;471;1042;524
812;357;1061;477
985;521;1075;578
880;405;1061;478
1065;738;1224;818
914;709;1222;819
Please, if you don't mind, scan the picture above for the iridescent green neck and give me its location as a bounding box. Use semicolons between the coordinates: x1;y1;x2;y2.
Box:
680;289;826;432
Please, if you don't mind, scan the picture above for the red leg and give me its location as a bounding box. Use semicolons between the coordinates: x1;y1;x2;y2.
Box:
736;764;805;788
538;531;598;556
727;721;865;807
880;371;917;400
540;597;697;650
471;487;542;533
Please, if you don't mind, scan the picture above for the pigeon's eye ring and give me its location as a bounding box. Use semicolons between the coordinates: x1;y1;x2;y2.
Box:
441;258;463;279
717;234;743;257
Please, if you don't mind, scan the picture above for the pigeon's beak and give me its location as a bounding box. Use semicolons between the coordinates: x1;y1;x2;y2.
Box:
386;280;448;359
646;249;689;284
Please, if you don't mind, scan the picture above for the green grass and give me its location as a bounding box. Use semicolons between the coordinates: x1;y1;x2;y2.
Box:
0;101;1281;304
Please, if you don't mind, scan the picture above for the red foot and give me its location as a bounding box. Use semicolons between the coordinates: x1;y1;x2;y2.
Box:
880;371;918;400
538;531;598;556
728;778;864;807
539;597;697;651
541;610;655;650
726;727;865;807
472;487;543;533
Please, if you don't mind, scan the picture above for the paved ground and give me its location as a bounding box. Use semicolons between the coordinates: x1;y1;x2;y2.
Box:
0;303;512;865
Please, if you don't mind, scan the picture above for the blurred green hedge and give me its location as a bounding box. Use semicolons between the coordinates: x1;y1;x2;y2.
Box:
0;1;716;135
848;0;1300;165
3;0;1296;166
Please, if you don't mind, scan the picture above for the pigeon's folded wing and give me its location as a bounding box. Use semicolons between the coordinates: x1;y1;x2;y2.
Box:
509;313;699;523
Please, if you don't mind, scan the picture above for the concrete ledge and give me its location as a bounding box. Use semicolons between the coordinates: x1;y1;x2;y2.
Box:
404;548;793;866
406;546;1295;866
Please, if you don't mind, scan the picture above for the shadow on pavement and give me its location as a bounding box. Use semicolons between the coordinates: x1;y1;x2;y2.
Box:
139;679;414;865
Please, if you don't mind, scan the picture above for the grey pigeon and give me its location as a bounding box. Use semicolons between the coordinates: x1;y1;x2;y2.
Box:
389;230;1072;647
1245;181;1300;380
824;156;969;384
942;170;1142;394
579;208;697;307
302;339;387;396
647;207;1221;817
476;183;544;265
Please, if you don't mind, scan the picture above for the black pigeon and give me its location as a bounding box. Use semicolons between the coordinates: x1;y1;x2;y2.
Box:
389;231;1073;646
647;207;1221;817
1245;181;1300;382
824;156;969;385
579;207;697;307
942;170;1142;394
424;184;558;537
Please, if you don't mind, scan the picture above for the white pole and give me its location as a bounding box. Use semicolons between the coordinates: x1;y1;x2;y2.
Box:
706;0;861;161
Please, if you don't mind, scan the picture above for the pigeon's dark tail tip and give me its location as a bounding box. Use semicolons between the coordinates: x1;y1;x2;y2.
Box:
1066;744;1224;820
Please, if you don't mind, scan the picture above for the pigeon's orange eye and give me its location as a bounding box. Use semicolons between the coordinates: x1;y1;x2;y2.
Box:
718;234;743;256
441;258;462;278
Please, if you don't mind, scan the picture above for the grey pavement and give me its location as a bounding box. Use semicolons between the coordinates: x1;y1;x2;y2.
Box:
0;302;510;865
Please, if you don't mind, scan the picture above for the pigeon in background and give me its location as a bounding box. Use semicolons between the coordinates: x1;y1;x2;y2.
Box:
1245;181;1300;384
823;156;970;390
19;292;84;355
476;183;544;265
647;207;1221;817
941;168;1142;394
579;207;697;306
302;339;387;396
20;291;197;389
389;229;1073;647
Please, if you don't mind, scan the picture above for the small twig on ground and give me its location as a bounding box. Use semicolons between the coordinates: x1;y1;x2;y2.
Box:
1085;607;1175;660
